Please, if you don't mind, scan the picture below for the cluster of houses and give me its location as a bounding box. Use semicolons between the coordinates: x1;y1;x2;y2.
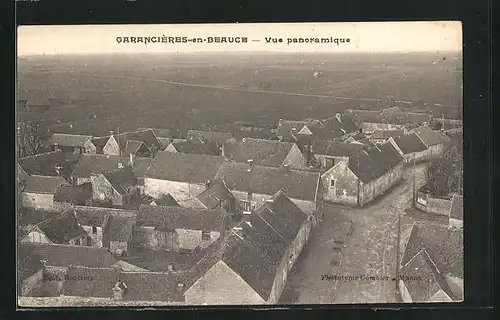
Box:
17;105;459;304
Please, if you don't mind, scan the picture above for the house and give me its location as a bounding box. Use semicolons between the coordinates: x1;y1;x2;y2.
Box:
53;183;93;207
134;204;228;252
18;242;118;297
150;194;181;207
369;130;404;145
276;119;318;141
196;179;238;214
18;208;60;226
143;151;225;206
214;161;321;216
90;166;139;207
321;141;404;207
18;150;74;179
20;210;89;246
187;130;232;147
70;154;142;186
83;136;110;154
61;265;185;302
449;194;463;229
49;133;93;155
411;126;450;158
311;140;365;169
378;111;433;130
399;223;463;302
19;225;52;245
225;138;306;170
20;175;72;211
165;139;222;156
102;129;162;158
388;133;429;164
104;213;136;256
138;127;172;139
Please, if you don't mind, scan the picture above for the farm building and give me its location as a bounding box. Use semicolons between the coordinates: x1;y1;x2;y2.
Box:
83;136;110;154
143;151;225;206
150;194;180;207
49;133;93;155
102;129;162;158
225;138;306;170
104;213;136;256
369;130;404;145
214;161;321;216
90;166;139;208
53;183;92;207
72;206;114;247
20;175;72;211
18;150;75;179
321;142;404;207
411;126;450;158
399;223;463;302
196;179;238;214
388;133;429;164
134;204;229;252
311;140;366;170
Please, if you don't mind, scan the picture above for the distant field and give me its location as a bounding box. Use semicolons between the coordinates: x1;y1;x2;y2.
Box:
17;52;463;136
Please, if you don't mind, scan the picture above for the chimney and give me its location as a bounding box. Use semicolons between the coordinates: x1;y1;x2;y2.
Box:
54;165;63;176
129;153;134;166
336;113;342;122
167;264;174;272
110;130;114;136
177;283;185;293
278;118;283;126
205;180;211;190
232;226;243;238
282;163;290;173
247;159;254;172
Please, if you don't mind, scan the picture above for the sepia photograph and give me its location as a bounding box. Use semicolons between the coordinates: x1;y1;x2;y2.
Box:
16;22;463;307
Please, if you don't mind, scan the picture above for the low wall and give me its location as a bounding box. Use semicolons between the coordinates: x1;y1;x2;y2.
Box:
415;192;452;216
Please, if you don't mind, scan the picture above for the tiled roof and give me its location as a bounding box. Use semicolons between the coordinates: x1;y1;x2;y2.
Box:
196;180;237;212
370;130;404;140
449;194;463;220
392;133;428;154
71;154;130;178
37;210;87;244
89;136;110;153
103;166;137;196
145;151;225;184
312;140;365;158
215;161;319;201
23;175;69;194
53;183;92;205
187;130;232;145
347;142;403;183
153;194;180;207
125;140;145;155
120;271;185;302
105;214;136;242
139;128;172;139
18;208;60;226
412;126;446;147
276;120;315;139
379;111;432;126
227;138;296;168
137;205;227;232
400;249;451;302
113;129;162;153
401;224;463;278
73;206;135;227
169;140;221;156
18;242;118;268
19;150;73;177
63;265;120;298
49;133;93;148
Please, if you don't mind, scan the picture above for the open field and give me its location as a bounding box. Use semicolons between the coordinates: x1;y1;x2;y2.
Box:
17;52;462;136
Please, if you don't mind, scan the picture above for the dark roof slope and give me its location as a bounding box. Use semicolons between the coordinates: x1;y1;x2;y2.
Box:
170;140;221;156
137;205;227;232
19;150;72;177
153;194;180;207
228;138;296;168
413;126;445;147
371;130;404;140
449;194;463;220
196;180;237;212
215;162;319;201
145;151;225;184
103;166;137;196
37;210;87;244
18;242;118;268
105;215;136;242
73;206;135;227
276;120;313;139
18;208;60;226
89;136;110;153
23;175;69;194
401;224;463;278
347;143;403;183
312;140;365;158
113;129;162;153
120;271;184;302
71;154;130;178
392;133;428;154
49;133;92;148
53;183;92;205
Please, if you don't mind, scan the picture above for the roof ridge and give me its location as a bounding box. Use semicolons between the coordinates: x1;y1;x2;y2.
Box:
19;150;63;160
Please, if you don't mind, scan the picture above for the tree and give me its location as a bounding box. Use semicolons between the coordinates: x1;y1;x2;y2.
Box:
423;142;463;197
17;120;47;158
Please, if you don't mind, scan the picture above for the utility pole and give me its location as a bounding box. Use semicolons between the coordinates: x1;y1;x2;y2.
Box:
458;166;462;196
412;153;416;207
395;206;401;298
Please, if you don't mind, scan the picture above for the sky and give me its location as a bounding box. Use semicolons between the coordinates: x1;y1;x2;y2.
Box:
17;21;462;56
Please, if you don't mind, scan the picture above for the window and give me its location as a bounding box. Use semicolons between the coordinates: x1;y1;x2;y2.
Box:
202;231;211;241
92;226;98;234
240;200;252;212
330;179;335;188
75;239;80;246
